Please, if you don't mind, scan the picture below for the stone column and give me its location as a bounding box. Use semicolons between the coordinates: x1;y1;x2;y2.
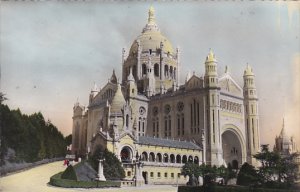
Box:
135;155;144;186
96;159;106;181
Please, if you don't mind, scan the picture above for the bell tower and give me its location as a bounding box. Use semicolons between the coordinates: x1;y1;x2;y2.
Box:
204;49;223;166
243;64;260;167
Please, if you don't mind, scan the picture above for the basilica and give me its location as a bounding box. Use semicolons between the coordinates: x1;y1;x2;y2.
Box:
71;6;260;185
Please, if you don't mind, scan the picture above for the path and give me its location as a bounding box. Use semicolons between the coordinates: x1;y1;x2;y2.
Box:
0;161;177;192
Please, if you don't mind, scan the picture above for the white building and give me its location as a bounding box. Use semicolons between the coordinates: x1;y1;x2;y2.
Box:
71;6;261;184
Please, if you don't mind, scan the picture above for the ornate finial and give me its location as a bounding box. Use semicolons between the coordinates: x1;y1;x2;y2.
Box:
92;82;98;92
244;63;254;76
148;6;155;24
209;48;214;58
206;48;216;62
225;65;229;74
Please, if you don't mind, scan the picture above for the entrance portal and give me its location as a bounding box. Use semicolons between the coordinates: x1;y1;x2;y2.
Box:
222;130;243;169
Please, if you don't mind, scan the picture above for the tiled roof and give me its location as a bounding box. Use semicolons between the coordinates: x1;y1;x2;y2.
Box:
137;136;201;150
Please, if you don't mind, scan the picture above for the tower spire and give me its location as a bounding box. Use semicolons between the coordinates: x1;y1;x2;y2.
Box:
143;6;160;33
148;6;155;24
280;117;287;138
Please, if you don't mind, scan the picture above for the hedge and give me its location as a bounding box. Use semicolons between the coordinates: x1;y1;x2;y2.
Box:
49;172;121;188
177;185;299;192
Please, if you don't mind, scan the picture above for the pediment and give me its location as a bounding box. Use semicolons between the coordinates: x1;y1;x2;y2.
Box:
185;75;203;90
219;74;242;96
92;82;118;105
118;131;137;142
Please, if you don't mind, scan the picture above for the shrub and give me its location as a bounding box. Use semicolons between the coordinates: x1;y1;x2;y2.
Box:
49;172;121;188
89;147;125;180
61;165;77;181
237;162;259;186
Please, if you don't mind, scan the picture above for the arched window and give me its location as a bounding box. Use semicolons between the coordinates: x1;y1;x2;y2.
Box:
157;153;162;162
120;146;132;163
188;155;193;163
194;156;199;164
170;66;173;78
154;63;159;77
182;155;187;163
163;153;169;163
142;64;147;75
141;152;148;161
176;155;181;163
126;114;129;128
164;65;169;77
170;154;175;163
174;68;176;79
149;152;155;162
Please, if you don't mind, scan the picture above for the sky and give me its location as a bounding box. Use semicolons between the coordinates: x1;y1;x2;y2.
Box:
1;2;299;148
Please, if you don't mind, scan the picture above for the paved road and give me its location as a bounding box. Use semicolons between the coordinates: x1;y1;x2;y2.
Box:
0;161;177;192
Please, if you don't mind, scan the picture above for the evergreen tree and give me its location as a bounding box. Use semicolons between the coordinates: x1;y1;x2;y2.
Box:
254;144;299;188
89;147;125;180
0;104;67;164
65;134;72;146
237;162;260;186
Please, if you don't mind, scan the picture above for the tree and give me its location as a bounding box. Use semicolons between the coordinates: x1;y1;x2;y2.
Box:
254;144;299;188
0;92;7;104
254;144;280;183
277;152;299;186
1;104;67;165
89;147;125;180
181;162;202;178
237;162;260;186
65;134;72;146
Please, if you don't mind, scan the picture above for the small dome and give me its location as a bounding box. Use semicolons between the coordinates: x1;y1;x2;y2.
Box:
110;84;125;113
128;6;174;56
244;64;254;76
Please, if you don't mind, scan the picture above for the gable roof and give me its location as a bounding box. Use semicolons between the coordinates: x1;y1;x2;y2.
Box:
185;75;203;90
137;136;201;150
219;72;242;97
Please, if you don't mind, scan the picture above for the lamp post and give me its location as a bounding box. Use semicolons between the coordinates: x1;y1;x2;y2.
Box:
134;152;144;186
96;152;106;181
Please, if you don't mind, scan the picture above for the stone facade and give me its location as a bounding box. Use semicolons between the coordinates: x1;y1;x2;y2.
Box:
72;6;261;184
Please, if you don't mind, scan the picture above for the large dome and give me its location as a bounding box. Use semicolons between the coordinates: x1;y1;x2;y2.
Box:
128;6;174;56
129;31;174;56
